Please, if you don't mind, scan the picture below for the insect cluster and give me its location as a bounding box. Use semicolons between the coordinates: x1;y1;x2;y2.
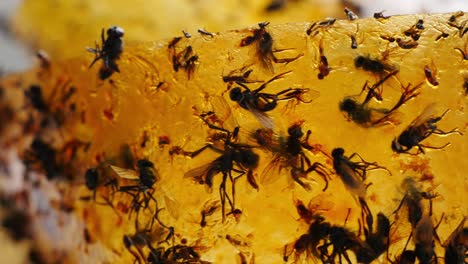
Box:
0;11;466;264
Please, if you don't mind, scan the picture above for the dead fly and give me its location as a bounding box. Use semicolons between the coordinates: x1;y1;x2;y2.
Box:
171;44;198;79
198;28;215;37
357;212;391;263
124;214;175;264
306;18;337;37
222;66;263;90
252;123;331;191
403;19;424;41
391;103;462;154
111;159;159;216
374;11;391;20
447;11;468;37
443;217;467;264
344;7;359;21
332;147;391;214
393;177;440;230
354;53;396;76
424;63;439;86
174;113;259;220
86;26;124;80
80;167;118;203
339;72;422;127
200;200;221;227
316;41;331;79
230;71;318;129
240;22;303;72
290;215;368;264
396;38;419;49
413;214;443;264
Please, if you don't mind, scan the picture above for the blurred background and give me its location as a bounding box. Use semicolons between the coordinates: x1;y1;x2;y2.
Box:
0;0;467;73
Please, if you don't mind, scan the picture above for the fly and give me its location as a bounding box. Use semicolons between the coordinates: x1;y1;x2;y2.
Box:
240;22;303;72
391;104;462;154
339;72;421;127
252;122;331;191
174;113;259;220
332;147;391;215
86;26;124;80
230;71;318;128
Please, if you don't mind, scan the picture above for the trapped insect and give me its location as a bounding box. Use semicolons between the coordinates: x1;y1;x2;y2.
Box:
175;112;259;220
252;123;331;191
111;159;159;217
86;26;124;80
230;71;318;128
391;104;462;154
240;22;303;72
339;72;421;127
332;147;391;215
443;217;467;264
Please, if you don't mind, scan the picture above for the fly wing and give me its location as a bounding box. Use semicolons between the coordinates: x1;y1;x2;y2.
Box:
260;154;283;185
247;104;275;129
410;103;436;128
337;161;367;199
210;95;238;129
184;163;212;185
110;165;139;179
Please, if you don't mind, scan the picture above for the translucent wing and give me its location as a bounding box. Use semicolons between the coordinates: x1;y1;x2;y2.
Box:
260;154;283;185
336;160;367;199
247;104;275;129
184;163;215;186
410;103;436;128
163;192;180;220
110;165;138;179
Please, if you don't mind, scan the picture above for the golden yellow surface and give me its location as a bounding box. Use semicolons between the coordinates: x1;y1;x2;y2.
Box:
12;0;342;59
1;13;467;263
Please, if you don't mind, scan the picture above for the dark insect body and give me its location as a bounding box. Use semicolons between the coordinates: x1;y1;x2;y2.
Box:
86;26;124;80
391;104;462;154
424;65;439;86
354;54;395;75
240;22;302;72
176;113;259;220
374;11;391;19
111;159;159;217
331;147;390;216
443;217;467;264
171;45;198;79
253;123;330;191
339;71;421;127
230;71;317;128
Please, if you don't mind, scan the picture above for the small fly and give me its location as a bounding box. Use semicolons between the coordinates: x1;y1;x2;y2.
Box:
240;22;303;72
332;147;391;215
175;113;259;220
111;159;159;217
424;63;439;86
230;71;318;128
391;104;462;154
252;122;331;191
222;66;263;90
339;72;421;127
354;53;396;76
171;45;198;79
86;26;124;80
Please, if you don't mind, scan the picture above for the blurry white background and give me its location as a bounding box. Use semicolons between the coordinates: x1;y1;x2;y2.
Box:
0;0;467;73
